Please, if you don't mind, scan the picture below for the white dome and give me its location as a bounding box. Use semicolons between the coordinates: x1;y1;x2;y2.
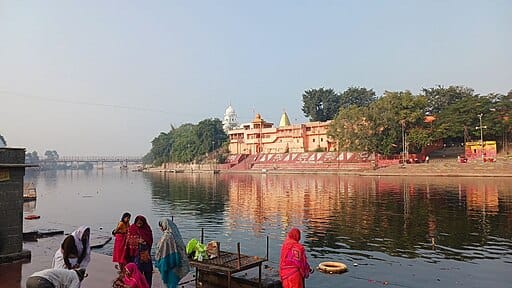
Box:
225;105;235;114
222;105;239;131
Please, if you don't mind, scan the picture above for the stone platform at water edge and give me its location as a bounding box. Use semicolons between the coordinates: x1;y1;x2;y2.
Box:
1;233;280;288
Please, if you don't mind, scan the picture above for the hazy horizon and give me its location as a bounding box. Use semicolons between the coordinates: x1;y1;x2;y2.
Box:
1;1;510;156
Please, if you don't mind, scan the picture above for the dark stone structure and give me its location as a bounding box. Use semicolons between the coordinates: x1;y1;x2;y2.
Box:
0;147;31;264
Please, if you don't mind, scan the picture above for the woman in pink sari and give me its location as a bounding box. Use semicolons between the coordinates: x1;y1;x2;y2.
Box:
279;228;312;288
123;263;149;288
112;212;131;270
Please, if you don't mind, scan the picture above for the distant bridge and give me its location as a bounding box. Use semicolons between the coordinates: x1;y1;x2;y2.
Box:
41;156;143;163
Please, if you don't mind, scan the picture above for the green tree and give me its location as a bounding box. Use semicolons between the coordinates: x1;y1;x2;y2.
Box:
329;105;375;152
147;132;172;166
370;91;429;155
196;118;228;155
301;88;340;121
25;151;40;164
433;94;491;143
169;123;198;163
423;85;475;115
340;87;376;108
44;150;59;160
491;92;512;152
330;91;430;156
146;118;228;165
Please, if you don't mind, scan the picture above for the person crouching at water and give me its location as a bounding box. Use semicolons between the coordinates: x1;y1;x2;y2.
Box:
26;268;87;288
155;218;190;288
52;226;91;269
279;228;313;288
126;215;153;287
112;212;131;271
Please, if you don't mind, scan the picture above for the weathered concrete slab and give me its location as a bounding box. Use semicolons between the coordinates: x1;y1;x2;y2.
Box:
196;262;282;288
90;235;112;249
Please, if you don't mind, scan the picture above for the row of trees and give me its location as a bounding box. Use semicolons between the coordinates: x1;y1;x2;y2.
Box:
302;86;512;156
143;118;228;165
25;150;60;163
302;87;376;122
24;150;88;170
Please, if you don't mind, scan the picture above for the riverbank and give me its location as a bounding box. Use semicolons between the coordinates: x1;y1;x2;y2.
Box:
5;232;274;287
148;157;512;177
363;158;512;177
0;234;171;288
10;166;511;287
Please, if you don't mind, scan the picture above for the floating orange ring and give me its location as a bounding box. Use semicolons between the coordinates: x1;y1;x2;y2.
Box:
318;261;348;274
24;214;41;220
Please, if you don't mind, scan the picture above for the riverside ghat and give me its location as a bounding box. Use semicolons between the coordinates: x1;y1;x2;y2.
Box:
2;147;512;287
18;220;281;287
0;144;280;287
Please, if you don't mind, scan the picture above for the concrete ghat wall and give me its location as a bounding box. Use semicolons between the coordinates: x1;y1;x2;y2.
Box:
0;148;28;263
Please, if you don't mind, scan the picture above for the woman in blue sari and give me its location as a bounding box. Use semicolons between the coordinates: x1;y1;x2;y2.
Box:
155;218;190;288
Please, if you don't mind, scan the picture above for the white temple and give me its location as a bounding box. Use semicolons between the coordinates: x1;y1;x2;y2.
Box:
222;105;239;132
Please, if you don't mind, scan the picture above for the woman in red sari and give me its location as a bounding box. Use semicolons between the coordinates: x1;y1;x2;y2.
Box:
123;262;149;288
279;228;312;288
126;215;153;287
112;212;131;271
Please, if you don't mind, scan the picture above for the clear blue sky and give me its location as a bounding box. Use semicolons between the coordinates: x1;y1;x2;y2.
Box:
1;0;510;156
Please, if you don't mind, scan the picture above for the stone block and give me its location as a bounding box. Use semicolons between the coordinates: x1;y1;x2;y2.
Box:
0;148;27;264
0;148;25;164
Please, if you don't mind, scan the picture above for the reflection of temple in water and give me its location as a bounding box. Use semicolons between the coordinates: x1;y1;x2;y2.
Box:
221;174;389;238
465;184;499;215
220;174;512;252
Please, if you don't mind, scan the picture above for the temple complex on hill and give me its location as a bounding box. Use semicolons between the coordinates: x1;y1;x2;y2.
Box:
222;106;333;154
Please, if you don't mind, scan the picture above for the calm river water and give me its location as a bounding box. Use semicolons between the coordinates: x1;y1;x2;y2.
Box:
23;169;512;287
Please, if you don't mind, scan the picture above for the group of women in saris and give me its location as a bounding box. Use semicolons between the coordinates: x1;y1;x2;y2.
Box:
111;213;190;288
48;217;310;288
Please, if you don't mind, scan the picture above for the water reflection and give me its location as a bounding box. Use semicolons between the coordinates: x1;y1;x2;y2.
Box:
146;173;512;264
23;200;36;214
24;170;512;287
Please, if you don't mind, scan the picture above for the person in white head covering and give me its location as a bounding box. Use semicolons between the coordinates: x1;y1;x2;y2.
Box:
52;226;91;269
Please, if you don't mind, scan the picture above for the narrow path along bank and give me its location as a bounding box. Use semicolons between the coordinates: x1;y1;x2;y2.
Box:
148;157;512;177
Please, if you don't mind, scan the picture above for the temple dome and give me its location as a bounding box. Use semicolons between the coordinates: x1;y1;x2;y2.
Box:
279;112;291;127
222;105;239;132
225;105;235;115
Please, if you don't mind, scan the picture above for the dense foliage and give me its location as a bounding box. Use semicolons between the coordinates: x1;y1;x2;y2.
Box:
301;88;340;122
302;87;376;122
44;150;59;160
144;118;228;165
328;86;512;156
25;151;40;164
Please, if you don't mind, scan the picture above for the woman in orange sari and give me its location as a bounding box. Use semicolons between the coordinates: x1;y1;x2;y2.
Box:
279;228;312;288
112;212;131;271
